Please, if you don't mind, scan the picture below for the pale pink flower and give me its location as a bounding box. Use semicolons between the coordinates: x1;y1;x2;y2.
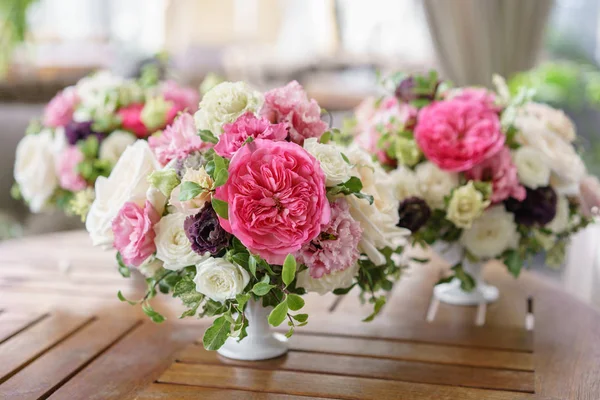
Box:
262;81;327;145
112;200;160;267
448;87;500;112
44;88;79;128
214;112;287;158
149;113;209;165
56;146;87;191
215;139;330;264
161;80;200;114
296;198;362;279
414;99;504;172
579;175;600;217
466;147;526;203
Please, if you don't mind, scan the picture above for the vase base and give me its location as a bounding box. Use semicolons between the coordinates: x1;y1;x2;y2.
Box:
434;278;499;306
217;332;288;361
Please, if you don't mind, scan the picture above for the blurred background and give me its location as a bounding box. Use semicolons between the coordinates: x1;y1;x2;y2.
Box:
2;0;600;304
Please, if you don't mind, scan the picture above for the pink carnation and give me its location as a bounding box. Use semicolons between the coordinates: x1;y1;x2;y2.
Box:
56;146;87;191
161;80;200;114
112;200;160;267
414;99;504;172
214;112;287;158
296;198;362;279
118;103;149;138
466;147;526;203
149;113;209;165
215;139;330;264
44;88;78;128
262;80;327;145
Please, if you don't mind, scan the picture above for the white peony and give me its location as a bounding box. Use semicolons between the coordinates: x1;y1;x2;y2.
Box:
415;162;460;209
545;195;570;234
345;146;409;265
99;130;137;164
303;138;352;186
460;206;520;259
14;129;60;213
389;167;421;202
194;81;263;136
194;257;250;302
155;213;208;270
86;141;165;248
513;146;550;189
297;263;358;295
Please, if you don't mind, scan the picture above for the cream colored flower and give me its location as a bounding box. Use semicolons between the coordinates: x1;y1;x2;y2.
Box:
297;263;358;295
155;213;208;270
513;146;550;189
303;138;352;186
99;130;137;164
519;102;576;142
446;181;490;229
415;162;459;209
545;195;570;234
460;206;519;259
394;137;421;167
169;167;214;215
389;167;421;202
194;257;250;302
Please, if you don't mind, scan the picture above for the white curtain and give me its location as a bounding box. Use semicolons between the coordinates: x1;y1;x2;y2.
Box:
422;0;554;87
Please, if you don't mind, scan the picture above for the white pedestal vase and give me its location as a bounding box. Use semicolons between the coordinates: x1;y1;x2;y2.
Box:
217;299;288;361
433;242;499;306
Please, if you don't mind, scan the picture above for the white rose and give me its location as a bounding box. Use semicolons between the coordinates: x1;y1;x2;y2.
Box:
86;141;165;248
415;162;460;209
194;81;263;136
545;195;570;234
99;130;137;164
389;167;421;202
155;213;208;270
513;146;550;189
303;138;352;186
460;206;519;259
194;257;250;302
14;130;60;213
297;263;358;295
519;102;576;142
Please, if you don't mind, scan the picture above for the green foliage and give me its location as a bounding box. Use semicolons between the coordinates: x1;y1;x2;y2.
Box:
503;249;523;278
78;136;99;158
148;169;181;198
211;154;229;188
116;252;131;278
211;198;229;219
198;129;218;144
268;301;288;327
282;254;296;287
412;209;462;247
286;294;305;311
203;316;231;350
178;181;203;201
173;276;204;318
451;263;476;292
363;296;386;322
327;177;374;204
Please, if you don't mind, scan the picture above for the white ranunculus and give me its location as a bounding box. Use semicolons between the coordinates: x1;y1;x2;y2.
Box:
460;206;519;259
297;263;358;295
86;141;165;248
155;213;208;270
415;162;460;209
14;130;60;213
194;257;250;302
99;130;137;164
513;146;550;189
194;81;263;136
545;195;570;234
303;138;352;186
345;146;409;265
389;167;421;202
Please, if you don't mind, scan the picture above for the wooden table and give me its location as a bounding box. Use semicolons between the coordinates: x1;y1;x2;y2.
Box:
0;231;598;399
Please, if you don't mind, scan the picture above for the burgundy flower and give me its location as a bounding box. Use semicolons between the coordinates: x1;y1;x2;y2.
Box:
65;121;103;145
184;203;232;256
397;197;431;232
504;186;557;226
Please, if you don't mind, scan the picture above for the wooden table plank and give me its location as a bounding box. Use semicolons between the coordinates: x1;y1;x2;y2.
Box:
137;383;328;400
0;316;140;400
0;311;47;344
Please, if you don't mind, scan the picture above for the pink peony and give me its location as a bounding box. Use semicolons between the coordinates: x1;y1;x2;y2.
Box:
448;87;500;111
414;99;505;172
214;112;287;158
262;80;327;145
296;198;362;278
44;88;79;128
215;139;331;264
112;200;160;267
161;80;200;114
118;103;149;138
149;113;209;165
466;147;526;203
56;146;87;191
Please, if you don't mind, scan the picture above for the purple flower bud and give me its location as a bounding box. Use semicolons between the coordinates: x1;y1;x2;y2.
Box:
397;197;431;232
504;186;557;226
184;202;232;256
64;121;103;146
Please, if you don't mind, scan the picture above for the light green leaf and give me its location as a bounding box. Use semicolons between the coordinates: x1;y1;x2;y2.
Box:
213;168;229;188
178;181;203;201
268;301;288;327
202;315;231;350
248;255;258;278
363;296;386;322
286;294;305;311
142;302;165;323
198;129;218;144
503;250;523;278
116;252;131;278
211;198;229;219
236;293;251;311
291;313;308;323
252;282;276;296
285;327;295;338
282;254;296;287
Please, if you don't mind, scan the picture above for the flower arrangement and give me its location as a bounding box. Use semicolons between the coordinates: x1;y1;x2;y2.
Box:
12;68;199;217
352;71;595;290
86;80;408;351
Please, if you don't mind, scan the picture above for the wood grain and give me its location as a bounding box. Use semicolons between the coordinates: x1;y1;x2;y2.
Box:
137;383;328;400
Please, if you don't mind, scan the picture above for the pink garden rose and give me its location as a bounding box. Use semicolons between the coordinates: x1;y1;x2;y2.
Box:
262;80;327;145
118;103;149;138
44;88;79;128
414;98;505;171
112;200;160;267
149;113;209;165
214;112;287;158
215;139;331;264
466;147;526;203
296;198;362;279
448;87;500;111
56;146;87;191
161;80;200;114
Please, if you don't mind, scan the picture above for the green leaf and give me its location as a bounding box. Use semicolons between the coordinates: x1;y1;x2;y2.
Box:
236;293;251;311
248;255;258;278
332;283;356;295
353;192;374;205
173;276;204;307
116;252;131;278
282;254;296;287
363;296;386;322
213;168;229;188
198;129;219;144
285;327;295;338
436;275;454;285
286;294;305;311
78;135;99;159
291;313;308;323
451;264;476;292
503;250;523;278
211;198;229;219
147;169;181;198
340;176;363;193
252;282;276;296
142;303;165;323
340;152;351;164
320;130;331;144
117;290;137;305
410;257;429;264
268;301;289;327
202;315;231;350
178;181;203;201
